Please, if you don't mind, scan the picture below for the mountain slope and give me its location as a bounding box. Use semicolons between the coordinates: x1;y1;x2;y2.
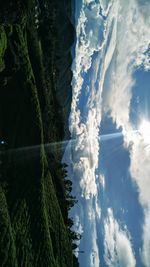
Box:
0;1;79;266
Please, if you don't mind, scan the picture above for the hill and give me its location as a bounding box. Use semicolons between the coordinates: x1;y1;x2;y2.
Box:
0;0;79;266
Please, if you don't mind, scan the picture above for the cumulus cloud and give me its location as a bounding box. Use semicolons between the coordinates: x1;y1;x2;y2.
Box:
103;0;150;265
68;197;100;267
105;0;150;131
104;208;136;267
129;135;150;266
62;1;114;265
68;0;119;199
63;0;142;267
63;1;119;264
64;0;150;267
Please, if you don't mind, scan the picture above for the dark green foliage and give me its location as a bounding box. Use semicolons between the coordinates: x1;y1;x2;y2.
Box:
0;0;79;267
0;27;7;72
73;255;80;267
0;186;18;267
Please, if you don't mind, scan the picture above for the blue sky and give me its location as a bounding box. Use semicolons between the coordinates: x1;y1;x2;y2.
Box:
63;0;150;266
99;115;144;267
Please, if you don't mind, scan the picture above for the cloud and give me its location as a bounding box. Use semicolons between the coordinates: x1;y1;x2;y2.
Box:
99;174;105;189
103;0;150;265
63;1;138;267
68;0;104;198
141;209;150;266
104;208;136;267
68;0;120;199
105;0;150;131
64;0;150;267
129;136;150;266
63;1;120;264
69;198;100;267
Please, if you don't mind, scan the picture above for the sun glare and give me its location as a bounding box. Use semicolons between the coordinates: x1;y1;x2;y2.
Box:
139;119;150;144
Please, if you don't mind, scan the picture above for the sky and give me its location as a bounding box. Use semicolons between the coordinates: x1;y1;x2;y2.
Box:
63;0;150;266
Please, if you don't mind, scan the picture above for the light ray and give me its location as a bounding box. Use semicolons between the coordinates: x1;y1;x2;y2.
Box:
0;130;139;157
100;132;123;141
0;128;143;167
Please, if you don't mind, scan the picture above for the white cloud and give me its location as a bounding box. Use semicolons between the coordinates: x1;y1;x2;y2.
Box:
63;1;136;267
103;0;150;265
63;0;150;267
62;0;104;259
68;198;100;267
129;136;150;266
141;209;150;266
63;1;120;264
68;0;119;199
68;0;104;198
105;0;150;131
104;208;136;267
99;174;105;189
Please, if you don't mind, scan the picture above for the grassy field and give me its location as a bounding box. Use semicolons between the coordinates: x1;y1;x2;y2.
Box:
0;1;79;266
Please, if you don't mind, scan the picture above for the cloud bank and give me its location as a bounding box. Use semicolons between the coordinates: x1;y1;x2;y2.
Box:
104;0;150;266
105;0;150;132
63;0;119;266
63;0;150;266
104;208;136;267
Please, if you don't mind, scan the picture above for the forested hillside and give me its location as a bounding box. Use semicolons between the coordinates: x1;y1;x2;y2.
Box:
0;0;79;266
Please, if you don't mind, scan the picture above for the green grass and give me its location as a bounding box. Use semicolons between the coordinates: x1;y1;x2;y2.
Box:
0;186;18;267
0;26;7;72
0;1;79;266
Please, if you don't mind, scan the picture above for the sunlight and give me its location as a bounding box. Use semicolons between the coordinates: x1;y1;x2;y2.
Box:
139;119;150;144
